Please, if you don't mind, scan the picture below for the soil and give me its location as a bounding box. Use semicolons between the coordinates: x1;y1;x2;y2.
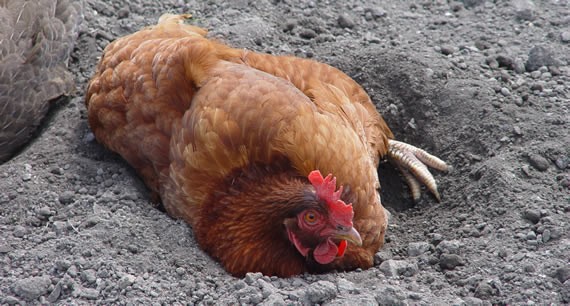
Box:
1;0;569;305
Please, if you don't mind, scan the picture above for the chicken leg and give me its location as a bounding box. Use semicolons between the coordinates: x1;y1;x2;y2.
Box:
387;140;449;202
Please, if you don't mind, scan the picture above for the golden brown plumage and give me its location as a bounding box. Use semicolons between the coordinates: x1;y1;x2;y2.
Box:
85;14;447;277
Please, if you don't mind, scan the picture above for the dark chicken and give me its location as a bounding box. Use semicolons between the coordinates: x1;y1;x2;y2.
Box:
85;14;448;277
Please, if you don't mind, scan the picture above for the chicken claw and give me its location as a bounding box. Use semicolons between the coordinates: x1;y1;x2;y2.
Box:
387;140;449;202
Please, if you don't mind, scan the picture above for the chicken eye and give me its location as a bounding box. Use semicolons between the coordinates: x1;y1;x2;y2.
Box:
304;211;318;224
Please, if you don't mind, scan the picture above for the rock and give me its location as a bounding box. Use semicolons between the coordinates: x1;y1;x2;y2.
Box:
554;266;570;283
474;279;501;299
496;55;515;70
81;269;97;284
512;0;536;21
523;209;541;223
440;45;455;55
58;191;75;204
118;274;136;289
408;242;431;256
439;254;465;270
303;280;337;304
374;285;408;306
555;157;569;170
244;272;262;285
460;0;485;9
500;87;511;96
526;46;560;72
462;296;490;306
259;293;286;306
528;154;549;171
436;240;462;254
13;225;28;238
79;288;100;300
47;283;62;303
337;278;358;294
374;250;393;265
561;31;570;43
379;259;419;277
299;29;317;39
337;14;355;28
13;276;51;300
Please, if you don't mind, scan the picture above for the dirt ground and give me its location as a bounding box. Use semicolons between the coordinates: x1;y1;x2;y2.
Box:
1;0;569;305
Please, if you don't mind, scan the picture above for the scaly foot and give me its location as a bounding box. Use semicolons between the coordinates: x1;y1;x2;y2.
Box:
387;140;449;202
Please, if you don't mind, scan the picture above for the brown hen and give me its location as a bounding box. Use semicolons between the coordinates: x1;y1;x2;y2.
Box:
85;14;448;277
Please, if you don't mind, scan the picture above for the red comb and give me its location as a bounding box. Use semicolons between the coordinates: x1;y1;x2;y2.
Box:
308;170;354;226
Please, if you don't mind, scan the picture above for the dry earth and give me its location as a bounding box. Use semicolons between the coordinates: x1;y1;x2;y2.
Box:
1;0;569;305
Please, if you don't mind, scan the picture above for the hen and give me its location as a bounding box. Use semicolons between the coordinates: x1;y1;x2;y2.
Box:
86;14;448;277
0;0;83;163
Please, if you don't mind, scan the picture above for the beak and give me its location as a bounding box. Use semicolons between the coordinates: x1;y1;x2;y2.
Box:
333;227;363;246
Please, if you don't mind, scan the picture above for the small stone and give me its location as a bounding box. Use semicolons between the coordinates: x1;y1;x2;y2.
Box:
525;230;537;240
374;285;407;305
13;225;28;238
379;259;419;277
117;7;129;19
542;229;551;242
440;45;455;55
462;296;487;306
79;288;100;300
526;46;560;72
554;266;570;283
374;250;393;265
523;209;541;223
408;242;431;256
439;254;465;270
496;55;515;70
47;283;62;303
13;276;51;300
555;157;569;170
58;191;75;204
244;272;262;285
175;267;185;275
118;274;136;289
512;0;536;21
299;29;317;39
500;87;511;96
474;279;501;299
528;154;549;171
436;240;462;254
561;31;570;43
337;14;355;29
461;0;485;8
304;280;337;303
80;269;97;284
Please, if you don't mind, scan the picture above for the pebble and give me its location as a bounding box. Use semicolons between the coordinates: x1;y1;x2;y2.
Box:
374;285;407;305
119;274;136;289
439;254;465;270
374;250;393;265
526;46;560;72
408;242;431;256
261;293;286;306
554;266;570;283
555;157;569;170
561;31;570;43
523;209;541;223
379;259;419;277
474;279;501;299
462;296;488;306
303;281;337;304
13;225;28;238
512;0;536;21
542;229;551;242
440;45;455;55
500;87;511;96
525;230;537;240
79;288;100;300
436;240;462;254
337;278;358;294
299;29;317;39
13;276;51;300
58;191;75;204
81;269;97;284
528;154;549;171
337;14;355;28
